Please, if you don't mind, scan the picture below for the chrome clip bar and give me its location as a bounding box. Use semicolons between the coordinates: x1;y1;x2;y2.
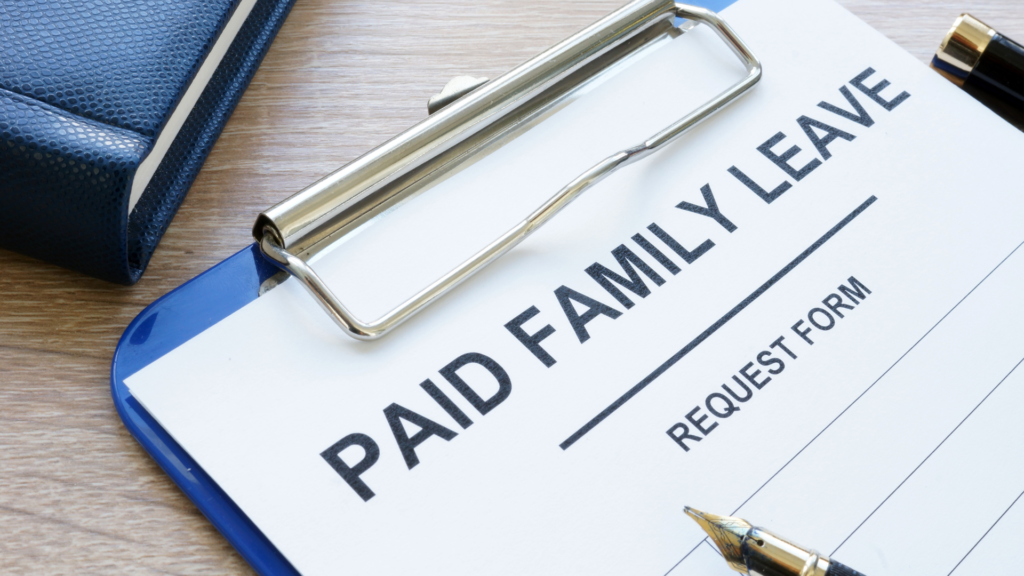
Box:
256;1;761;340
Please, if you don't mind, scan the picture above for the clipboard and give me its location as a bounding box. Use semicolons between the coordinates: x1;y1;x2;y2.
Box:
111;0;749;573
111;244;294;574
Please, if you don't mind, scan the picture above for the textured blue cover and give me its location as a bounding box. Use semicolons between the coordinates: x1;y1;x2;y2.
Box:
0;0;297;284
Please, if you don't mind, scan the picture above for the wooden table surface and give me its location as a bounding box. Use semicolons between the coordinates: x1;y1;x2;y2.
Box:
2;0;1021;573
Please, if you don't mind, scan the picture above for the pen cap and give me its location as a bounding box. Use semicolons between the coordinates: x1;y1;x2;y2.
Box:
932;14;1024;128
933;14;996;85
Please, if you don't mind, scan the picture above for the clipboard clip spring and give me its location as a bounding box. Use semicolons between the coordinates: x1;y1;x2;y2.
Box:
256;1;761;341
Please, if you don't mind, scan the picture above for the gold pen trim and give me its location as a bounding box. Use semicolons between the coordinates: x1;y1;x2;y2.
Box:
934;14;996;84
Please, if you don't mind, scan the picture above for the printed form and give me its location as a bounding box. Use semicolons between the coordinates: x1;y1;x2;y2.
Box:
126;0;1024;574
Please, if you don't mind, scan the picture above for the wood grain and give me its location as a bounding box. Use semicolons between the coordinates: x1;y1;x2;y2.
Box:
1;0;1020;573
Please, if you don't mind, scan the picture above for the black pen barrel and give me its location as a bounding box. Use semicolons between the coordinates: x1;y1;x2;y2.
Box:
826;559;867;576
963;32;1024;126
933;14;1024;128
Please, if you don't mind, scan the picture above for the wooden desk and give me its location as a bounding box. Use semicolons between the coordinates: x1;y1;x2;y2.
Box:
1;0;1020;572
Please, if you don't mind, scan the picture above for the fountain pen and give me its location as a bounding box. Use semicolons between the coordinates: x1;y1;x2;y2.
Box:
684;507;866;576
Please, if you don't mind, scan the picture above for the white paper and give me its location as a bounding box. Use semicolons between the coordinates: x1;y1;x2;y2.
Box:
126;0;1024;574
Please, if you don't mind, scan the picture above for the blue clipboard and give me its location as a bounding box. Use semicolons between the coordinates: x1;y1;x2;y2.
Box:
110;244;300;575
109;2;739;573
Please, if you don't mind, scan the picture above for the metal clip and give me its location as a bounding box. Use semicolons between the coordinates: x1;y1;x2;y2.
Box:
255;1;761;341
428;76;489;114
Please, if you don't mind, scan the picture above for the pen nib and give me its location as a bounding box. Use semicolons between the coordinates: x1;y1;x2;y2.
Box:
683;507;752;573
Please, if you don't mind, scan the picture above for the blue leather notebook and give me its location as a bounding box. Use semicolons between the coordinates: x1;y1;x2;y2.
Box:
0;0;296;284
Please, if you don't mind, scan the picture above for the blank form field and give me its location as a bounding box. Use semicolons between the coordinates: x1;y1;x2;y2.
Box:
670;243;1024;576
